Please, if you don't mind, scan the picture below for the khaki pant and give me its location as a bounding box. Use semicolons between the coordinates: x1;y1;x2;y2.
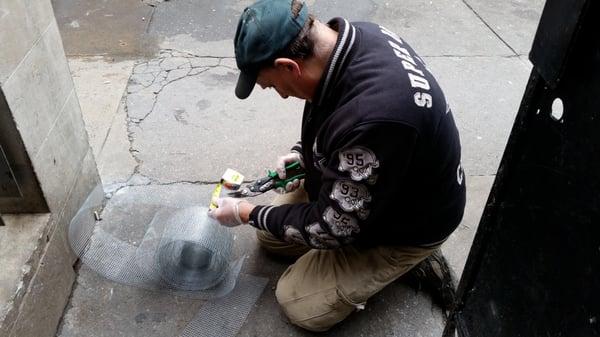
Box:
257;188;440;332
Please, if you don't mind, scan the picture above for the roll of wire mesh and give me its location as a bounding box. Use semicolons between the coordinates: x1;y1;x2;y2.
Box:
67;185;268;337
68;185;242;298
144;206;233;291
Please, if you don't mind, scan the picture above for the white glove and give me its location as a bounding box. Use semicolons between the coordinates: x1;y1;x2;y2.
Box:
275;152;304;194
207;198;245;227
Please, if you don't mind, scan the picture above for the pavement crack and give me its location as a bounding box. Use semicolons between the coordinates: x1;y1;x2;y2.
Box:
128;51;217;126
123;49;237;183
461;0;519;56
143;3;157;33
131;68;199;125
105;179;222;199
161;48;235;60
122;93;143;181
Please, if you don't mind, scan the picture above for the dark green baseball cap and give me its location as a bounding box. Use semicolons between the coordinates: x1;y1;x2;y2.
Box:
234;0;308;99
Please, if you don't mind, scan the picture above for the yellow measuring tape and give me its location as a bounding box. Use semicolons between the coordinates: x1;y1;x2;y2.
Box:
209;183;222;210
209;168;245;209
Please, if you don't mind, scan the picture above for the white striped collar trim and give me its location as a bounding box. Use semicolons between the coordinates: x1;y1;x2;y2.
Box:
334;24;356;84
317;18;356;106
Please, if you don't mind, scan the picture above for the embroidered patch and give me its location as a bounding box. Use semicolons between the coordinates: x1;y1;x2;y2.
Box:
338;146;379;182
322;207;360;237
330;180;372;217
283;225;307;246
305;222;340;248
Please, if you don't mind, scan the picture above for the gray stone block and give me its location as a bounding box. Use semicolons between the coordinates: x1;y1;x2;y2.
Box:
57;147;102;253
2;21;76;159
0;0;55;84
6;215;76;337
0;213;51;337
0;147;99;337
33;90;91;214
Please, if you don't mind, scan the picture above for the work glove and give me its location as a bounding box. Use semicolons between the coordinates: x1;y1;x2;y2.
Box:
275;152;304;194
207;197;246;227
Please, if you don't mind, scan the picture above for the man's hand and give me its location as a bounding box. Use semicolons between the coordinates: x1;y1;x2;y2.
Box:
275;152;304;194
207;198;255;227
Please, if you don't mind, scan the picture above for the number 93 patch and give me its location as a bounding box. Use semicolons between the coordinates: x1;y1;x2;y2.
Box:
338;146;379;182
330;180;372;219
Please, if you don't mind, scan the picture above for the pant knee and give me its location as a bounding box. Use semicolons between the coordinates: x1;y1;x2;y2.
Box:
275;279;354;332
255;229;276;248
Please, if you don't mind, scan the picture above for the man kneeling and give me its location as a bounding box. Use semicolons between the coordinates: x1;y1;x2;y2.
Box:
209;0;466;331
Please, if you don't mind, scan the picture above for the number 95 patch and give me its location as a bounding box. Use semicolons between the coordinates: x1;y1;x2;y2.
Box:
338;146;379;182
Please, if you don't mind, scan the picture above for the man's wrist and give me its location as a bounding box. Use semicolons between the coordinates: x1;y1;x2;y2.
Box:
238;201;255;223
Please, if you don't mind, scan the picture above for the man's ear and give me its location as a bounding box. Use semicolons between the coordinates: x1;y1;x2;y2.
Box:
274;58;301;77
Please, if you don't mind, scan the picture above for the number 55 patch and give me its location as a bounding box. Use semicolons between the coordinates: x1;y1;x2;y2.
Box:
322;207;360;237
338;146;379;182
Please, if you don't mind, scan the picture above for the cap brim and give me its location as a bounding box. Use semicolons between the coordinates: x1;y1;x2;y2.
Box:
235;69;258;99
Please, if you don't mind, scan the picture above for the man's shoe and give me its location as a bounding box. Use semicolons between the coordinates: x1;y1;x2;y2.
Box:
401;249;456;318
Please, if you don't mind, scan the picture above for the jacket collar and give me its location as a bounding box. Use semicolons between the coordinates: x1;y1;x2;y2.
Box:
313;18;357;106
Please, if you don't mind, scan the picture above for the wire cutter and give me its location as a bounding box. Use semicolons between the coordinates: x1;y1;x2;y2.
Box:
228;161;305;198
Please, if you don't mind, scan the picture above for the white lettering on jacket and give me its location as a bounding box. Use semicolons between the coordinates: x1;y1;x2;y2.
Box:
380;26;433;109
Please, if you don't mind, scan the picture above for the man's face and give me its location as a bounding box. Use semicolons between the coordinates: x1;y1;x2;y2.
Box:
256;60;304;100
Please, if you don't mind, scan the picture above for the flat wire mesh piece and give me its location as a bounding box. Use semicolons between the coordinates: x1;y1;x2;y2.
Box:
68;185;268;336
180;274;269;337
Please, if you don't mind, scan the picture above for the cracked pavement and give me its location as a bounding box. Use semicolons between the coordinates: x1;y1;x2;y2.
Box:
120;48;304;191
55;0;545;336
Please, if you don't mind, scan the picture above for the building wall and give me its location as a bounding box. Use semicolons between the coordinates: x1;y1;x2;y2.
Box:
0;0;101;336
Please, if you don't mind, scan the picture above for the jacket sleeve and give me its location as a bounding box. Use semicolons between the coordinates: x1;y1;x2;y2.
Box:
290;140;302;155
248;123;418;249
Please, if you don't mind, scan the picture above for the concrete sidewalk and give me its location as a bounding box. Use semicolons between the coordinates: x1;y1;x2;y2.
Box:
53;0;545;335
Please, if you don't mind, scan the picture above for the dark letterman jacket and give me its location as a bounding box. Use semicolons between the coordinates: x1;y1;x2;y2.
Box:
248;18;466;248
